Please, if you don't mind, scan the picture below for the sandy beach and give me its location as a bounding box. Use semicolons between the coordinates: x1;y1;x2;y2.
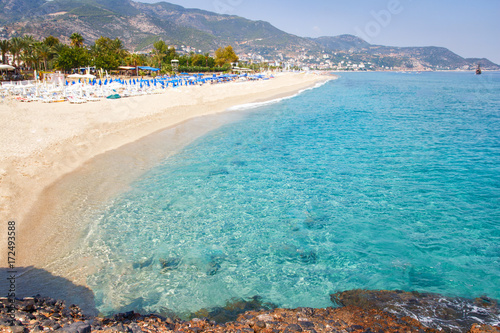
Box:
0;72;331;275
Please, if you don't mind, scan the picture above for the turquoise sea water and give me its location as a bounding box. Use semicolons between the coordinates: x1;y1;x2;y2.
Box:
83;72;500;316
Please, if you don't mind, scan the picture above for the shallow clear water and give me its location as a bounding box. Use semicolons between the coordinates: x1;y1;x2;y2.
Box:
82;72;500;316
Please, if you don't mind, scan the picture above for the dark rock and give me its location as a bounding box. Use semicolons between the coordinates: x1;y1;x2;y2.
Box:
255;320;266;328
17;300;35;312
10;326;27;333
299;321;315;328
123;311;135;319
42;319;56;327
63;321;91;333
159;257;182;270
298;251;317;264
128;323;142;333
330;289;500;332
188;327;202;333
284;323;303;332
298;307;314;316
26;313;36;320
0;318;13;326
206;261;221;276
111;323;132;332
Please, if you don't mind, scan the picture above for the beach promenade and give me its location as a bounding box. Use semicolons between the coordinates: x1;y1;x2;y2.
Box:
0;72;331;271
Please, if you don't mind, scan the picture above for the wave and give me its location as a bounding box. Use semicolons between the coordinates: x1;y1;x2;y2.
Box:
226;78;332;111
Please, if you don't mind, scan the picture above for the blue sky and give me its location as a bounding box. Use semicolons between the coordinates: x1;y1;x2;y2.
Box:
136;0;500;64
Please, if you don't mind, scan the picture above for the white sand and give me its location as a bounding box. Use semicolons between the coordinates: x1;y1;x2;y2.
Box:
0;72;332;271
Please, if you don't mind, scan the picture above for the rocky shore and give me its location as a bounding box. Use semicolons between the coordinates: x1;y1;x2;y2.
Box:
0;290;498;333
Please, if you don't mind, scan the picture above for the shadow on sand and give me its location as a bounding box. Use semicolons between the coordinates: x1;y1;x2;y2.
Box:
0;266;98;316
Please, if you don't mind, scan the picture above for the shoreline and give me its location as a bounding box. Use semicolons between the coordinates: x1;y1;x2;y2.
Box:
0;73;333;274
0;289;498;332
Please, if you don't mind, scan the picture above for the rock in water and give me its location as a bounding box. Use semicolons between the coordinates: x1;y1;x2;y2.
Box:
331;289;500;332
159;257;181;270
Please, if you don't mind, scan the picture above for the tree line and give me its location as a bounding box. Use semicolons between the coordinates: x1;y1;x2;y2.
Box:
0;33;239;73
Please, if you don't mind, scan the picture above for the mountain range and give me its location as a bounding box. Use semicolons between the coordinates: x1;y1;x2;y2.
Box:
1;0;498;70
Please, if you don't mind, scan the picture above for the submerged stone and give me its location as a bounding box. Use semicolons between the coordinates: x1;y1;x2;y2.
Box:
132;257;154;270
330;289;500;332
159;257;182;270
208;168;230;177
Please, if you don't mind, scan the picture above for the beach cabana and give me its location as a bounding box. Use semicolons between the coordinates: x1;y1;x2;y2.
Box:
118;66;137;76
138;66;160;72
1;64;16;80
68;74;85;79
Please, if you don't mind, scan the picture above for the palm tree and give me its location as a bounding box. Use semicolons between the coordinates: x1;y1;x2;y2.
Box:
204;52;210;67
22;35;36;47
9;37;24;67
0;39;10;64
125;53;143;67
20;36;37;69
152;40;167;69
43;35;60;48
38;43;52;71
70;33;84;48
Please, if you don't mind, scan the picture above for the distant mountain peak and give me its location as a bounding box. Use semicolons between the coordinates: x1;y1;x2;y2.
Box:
314;34;371;52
